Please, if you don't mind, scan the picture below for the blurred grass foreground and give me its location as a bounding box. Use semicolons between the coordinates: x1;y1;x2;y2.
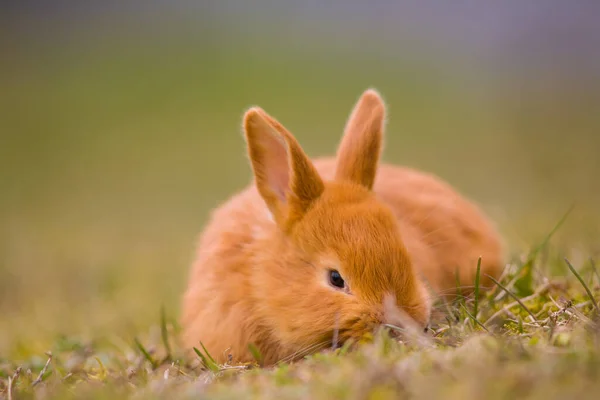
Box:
1;2;600;397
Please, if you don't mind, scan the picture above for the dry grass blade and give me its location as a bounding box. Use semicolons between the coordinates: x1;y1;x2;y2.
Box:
565;258;599;312
487;275;538;322
32;352;52;387
8;367;21;400
8;377;13;400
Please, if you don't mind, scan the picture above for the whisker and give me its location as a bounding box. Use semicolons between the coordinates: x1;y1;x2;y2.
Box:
427;284;495;299
434;285;495;295
426;239;455;249
408;203;444;229
332;312;340;350
290;341;329;362
417;224;459;241
276;341;329;365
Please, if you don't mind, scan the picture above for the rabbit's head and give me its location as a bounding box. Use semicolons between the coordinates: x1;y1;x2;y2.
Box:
244;89;431;353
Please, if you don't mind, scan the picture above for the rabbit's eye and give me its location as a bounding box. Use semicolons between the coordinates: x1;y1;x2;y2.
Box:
329;270;345;289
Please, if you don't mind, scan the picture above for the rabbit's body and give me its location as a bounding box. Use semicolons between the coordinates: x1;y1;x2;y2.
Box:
181;90;503;366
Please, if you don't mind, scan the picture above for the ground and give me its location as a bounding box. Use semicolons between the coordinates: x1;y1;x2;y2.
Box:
2;234;600;399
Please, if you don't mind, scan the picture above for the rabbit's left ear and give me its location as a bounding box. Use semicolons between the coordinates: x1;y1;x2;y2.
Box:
334;89;386;190
243;107;325;230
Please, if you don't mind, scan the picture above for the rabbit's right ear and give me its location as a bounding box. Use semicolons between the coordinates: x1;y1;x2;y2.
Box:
334;89;386;190
243;108;325;230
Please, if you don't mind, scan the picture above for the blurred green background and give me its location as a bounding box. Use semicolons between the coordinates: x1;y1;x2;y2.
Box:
1;1;599;358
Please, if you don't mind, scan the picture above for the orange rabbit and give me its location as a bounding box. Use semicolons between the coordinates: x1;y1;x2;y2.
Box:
180;89;503;366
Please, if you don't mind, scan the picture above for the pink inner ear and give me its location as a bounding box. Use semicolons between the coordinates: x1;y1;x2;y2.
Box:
262;131;290;202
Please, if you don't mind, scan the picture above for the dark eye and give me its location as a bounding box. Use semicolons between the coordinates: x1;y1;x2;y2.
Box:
329;270;345;289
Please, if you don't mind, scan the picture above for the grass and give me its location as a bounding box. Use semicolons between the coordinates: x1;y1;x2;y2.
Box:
2;241;599;399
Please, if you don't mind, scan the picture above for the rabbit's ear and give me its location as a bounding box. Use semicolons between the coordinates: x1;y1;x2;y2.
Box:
334;89;386;190
243;107;324;229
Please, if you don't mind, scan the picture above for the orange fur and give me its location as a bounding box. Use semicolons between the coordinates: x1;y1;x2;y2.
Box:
180;89;504;366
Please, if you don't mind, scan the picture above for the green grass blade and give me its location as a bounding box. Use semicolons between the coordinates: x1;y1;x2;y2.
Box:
193;346;220;373
473;257;482;318
200;341;217;365
462;304;491;333
134;337;157;369
529;204;575;260
248;343;263;365
160;305;172;361
565;258;599;312
590;258;599;285
514;205;575;297
486;275;537;322
454;267;464;307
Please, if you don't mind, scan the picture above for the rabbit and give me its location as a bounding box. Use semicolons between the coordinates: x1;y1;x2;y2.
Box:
180;89;504;366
